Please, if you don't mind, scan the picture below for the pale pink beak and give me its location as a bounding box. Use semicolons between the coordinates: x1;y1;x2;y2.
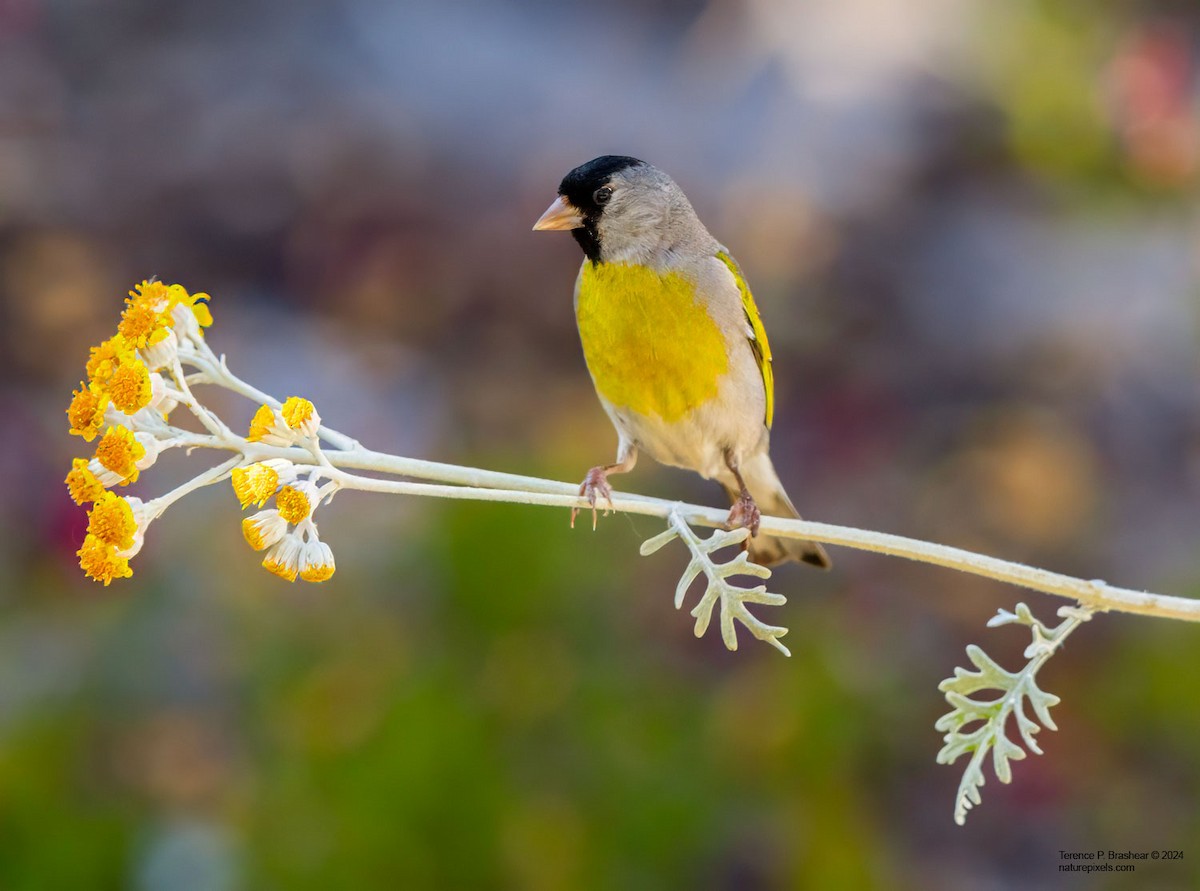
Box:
532;195;584;231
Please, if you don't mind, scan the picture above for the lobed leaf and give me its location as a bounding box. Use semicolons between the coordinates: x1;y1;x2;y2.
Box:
935;601;1094;824
643;511;792;656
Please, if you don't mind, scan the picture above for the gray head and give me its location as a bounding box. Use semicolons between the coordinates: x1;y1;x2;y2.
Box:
533;156;715;264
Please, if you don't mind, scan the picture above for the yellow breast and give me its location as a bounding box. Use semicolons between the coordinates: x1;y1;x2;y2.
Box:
576;262;729;423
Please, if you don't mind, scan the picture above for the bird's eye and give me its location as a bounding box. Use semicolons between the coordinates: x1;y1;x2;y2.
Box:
593;187;613;206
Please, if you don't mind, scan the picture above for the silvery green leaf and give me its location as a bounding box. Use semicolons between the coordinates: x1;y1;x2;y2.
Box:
1025;679;1061;731
722;551;773;579
691;589;719;638
935;600;1094;824
987;608;1021;628
1024;622;1057;659
965;645;1018;683
639;526;679;556
675;557;704;610
642;511;793;657
992;732;1026;783
720;603;738;651
737;587;786;607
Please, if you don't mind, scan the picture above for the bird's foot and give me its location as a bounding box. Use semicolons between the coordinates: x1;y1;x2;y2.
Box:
571;466;615;530
726;491;761;542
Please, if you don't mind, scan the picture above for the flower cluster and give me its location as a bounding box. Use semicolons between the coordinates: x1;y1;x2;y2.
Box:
247;396;322;447
65;281;215;584
64;280;342;587
67;280;210;442
232;398;337;583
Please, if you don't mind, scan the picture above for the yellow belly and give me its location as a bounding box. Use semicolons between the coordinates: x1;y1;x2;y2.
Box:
576;262;729;423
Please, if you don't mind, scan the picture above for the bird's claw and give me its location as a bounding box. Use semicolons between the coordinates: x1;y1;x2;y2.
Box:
726;491;761;544
571;466;614;530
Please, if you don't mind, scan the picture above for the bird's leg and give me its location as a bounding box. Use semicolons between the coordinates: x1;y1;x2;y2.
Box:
723;451;761;541
573;444;638;530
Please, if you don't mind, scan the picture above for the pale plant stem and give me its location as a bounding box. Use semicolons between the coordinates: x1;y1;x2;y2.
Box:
172;340;1200;625
172;432;223;452
169;359;233;439
147;455;244;516
309;457;1200;624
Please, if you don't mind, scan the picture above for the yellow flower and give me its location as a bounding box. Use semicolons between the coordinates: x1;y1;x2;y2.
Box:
242;509;287;551
117;299;171;349
86;491;138;551
94;425;146;486
66;458;107;505
127;279;172;308
86;334;127;385
67;381;109;441
262;535;303;582
107;354;153;414
299;538;336;583
247;404;295;446
175;287;213;329
231;461;288;509
127;280;213;337
248;405;274;441
280;396;321;438
275;484;313;524
77;533;133;585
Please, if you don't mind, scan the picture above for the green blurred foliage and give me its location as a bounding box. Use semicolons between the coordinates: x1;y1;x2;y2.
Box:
980;0;1118;182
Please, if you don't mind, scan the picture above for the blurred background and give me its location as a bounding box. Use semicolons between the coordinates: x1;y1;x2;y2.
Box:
2;0;1199;887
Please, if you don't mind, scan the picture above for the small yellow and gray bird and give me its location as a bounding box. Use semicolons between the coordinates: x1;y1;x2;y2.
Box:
533;155;829;568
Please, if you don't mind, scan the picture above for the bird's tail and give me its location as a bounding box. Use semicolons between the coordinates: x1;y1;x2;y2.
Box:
722;452;831;569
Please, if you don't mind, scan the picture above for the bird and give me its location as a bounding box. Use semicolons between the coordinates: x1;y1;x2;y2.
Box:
533;155;830;569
